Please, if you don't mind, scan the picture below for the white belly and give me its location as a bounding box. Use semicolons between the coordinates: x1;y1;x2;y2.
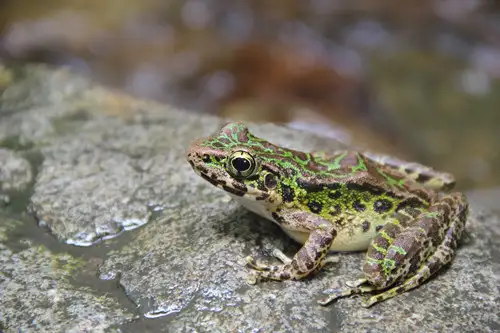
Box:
230;194;375;252
281;228;374;252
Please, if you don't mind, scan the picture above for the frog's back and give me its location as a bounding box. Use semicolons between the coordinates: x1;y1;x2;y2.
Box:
282;151;433;251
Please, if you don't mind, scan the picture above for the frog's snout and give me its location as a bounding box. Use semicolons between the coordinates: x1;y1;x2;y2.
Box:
186;151;199;170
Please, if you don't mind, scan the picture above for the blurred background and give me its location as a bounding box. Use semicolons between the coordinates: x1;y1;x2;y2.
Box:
0;0;499;191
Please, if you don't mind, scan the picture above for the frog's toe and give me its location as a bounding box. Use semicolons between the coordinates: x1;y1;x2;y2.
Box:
246;271;260;285
324;255;340;264
360;295;378;308
246;255;276;271
311;255;340;273
319;280;377;306
271;248;293;264
345;277;368;288
245;255;260;268
317;289;345;306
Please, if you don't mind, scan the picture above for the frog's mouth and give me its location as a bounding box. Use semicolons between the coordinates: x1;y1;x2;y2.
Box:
199;170;251;197
187;151;251;197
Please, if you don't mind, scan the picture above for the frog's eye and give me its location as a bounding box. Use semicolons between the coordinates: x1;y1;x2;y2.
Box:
227;151;257;178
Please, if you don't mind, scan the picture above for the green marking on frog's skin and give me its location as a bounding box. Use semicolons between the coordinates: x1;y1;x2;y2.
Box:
371;243;388;255
377;168;406;188
326;152;347;171
351;155;368;173
423;212;440;218
379;229;395;242
187;122;469;308
390;245;407;255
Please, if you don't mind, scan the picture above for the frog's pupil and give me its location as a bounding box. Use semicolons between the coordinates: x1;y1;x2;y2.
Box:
232;157;250;172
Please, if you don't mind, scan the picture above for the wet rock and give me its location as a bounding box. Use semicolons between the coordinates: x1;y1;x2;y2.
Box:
0;217;137;332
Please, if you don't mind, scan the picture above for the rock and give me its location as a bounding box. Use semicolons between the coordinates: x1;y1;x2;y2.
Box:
0;149;32;192
0;217;137;332
0;64;499;332
0;148;33;205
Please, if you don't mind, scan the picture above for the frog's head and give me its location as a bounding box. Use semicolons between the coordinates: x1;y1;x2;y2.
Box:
186;122;287;203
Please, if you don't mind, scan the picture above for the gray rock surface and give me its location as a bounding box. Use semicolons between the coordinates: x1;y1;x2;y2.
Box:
0;148;32;192
0;64;499;332
0;218;137;332
0;148;32;205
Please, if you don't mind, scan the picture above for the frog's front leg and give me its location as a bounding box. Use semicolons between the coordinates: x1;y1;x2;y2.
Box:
246;211;337;283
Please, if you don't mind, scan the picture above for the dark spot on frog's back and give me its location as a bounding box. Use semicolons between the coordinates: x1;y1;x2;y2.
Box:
307;201;323;214
353;200;366;212
346;182;385;195
329;204;342;216
281;184;295;202
326;183;341;190
328;190;341;200
396;197;426;211
297;179;323;192
264;173;277;189
415;173;432;183
373;199;393;213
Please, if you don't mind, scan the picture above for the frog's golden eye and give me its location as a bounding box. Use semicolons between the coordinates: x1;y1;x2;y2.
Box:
227;151;257;178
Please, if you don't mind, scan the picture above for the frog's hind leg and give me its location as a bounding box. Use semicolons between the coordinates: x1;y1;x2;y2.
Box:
319;192;468;307
359;192;468;307
362;151;456;191
318;278;376;306
318;216;410;306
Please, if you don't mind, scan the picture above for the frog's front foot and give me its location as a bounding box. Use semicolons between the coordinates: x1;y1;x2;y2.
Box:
245;257;293;284
245;249;294;284
245;247;340;284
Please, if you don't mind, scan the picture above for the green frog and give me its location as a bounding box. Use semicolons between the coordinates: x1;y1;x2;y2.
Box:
186;122;468;307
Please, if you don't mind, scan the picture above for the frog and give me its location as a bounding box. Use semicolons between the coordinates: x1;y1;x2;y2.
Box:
186;122;468;307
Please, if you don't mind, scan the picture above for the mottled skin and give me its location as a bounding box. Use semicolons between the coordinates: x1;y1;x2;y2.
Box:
186;122;468;307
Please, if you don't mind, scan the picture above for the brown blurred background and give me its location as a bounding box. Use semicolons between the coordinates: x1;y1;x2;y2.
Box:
1;0;499;190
